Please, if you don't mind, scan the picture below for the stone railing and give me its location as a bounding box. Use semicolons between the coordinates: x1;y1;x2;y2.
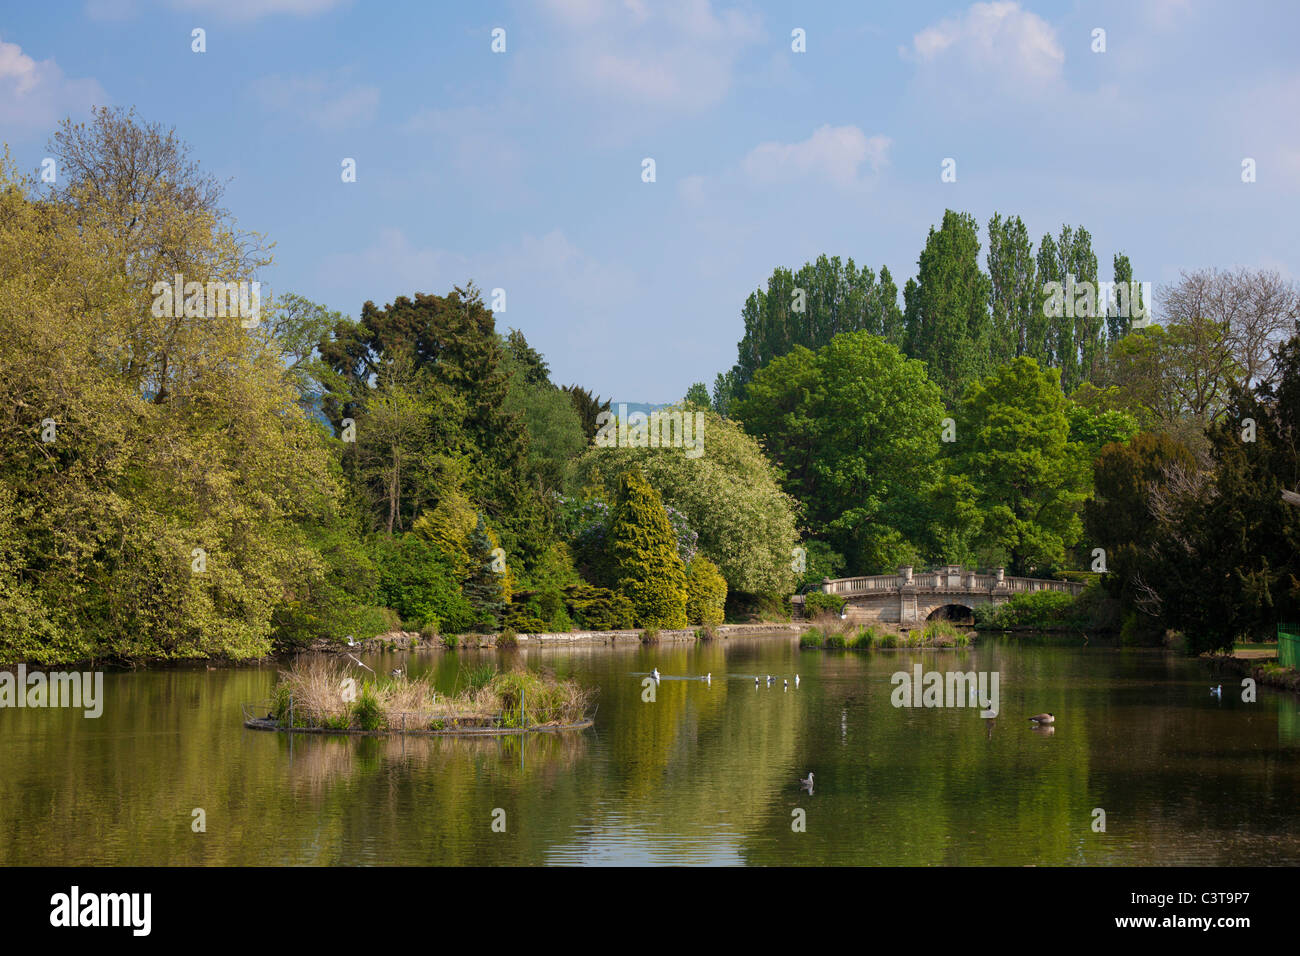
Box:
820;567;1084;597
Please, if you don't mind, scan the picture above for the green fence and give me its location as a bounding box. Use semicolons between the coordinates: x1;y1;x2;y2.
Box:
1278;623;1300;670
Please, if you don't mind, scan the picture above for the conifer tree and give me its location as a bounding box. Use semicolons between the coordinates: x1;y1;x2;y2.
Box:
606;469;688;628
463;514;507;630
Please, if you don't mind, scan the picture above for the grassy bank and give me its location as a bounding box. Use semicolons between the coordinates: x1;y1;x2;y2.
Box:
269;656;594;731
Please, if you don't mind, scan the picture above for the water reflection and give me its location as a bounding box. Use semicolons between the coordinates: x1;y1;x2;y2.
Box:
2;637;1299;865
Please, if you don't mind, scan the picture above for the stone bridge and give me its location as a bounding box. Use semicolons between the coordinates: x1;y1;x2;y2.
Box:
797;565;1085;625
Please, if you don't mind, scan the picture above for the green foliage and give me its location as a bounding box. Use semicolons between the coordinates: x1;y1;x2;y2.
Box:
462;514;507;630
572;407;797;594
975;591;1080;630
372;534;477;633
686;556;727;626
354;685;385;732
728;254;905;390
904;210;993;403
501;341;586;495
1086;431;1196;610
562;583;635;630
684;382;711;408
736;331;945;572
921;619;967;643
0;123;350;665
796;540;846;589
560;384;611;441
606;469;688;628
952;358;1089;573
803;592;845;615
320;285;552;567
1066;402;1140;466
851;626;883;648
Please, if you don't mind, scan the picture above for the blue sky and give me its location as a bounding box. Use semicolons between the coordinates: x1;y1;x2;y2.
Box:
1;0;1296;402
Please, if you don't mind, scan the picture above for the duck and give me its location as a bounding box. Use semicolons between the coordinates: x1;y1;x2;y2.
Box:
765;674;773;684
345;635;357;647
754;676;760;686
390;668;403;678
705;672;711;683
794;674;800;687
799;771;814;788
651;667;661;681
783;678;788;688
1029;713;1054;725
1210;684;1222;697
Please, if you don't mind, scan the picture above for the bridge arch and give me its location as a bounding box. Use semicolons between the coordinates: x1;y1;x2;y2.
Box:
925;603;974;623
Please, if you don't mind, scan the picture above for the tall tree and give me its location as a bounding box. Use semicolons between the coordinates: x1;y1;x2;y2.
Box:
561;384;610;441
321;286;550;564
735;332;945;573
986;213;1037;365
903;210;992;402
951;358;1090;573
729;254;897;389
606;468;688;628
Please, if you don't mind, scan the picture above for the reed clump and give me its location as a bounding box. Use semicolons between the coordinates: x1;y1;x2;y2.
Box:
271;656;594;731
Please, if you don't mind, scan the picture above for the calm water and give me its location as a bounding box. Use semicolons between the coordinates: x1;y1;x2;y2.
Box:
3;636;1299;866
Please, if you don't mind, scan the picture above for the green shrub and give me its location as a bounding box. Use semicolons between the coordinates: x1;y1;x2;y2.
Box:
799;630;823;649
642;627;660;644
851;626;880;649
563;583;635;630
922;619;963;642
824;632;847;649
977;590;1083;630
497;628;518;648
607;469;688;628
880;632;900;648
686;556;727;626
354;686;385;732
803;592;845;616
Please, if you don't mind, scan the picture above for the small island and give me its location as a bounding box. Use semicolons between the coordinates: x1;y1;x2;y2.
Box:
244;658;595;736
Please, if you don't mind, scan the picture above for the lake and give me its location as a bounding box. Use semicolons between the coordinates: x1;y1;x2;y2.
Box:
3;635;1299;865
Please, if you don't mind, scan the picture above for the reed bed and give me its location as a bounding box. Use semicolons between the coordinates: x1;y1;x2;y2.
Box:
270;655;594;732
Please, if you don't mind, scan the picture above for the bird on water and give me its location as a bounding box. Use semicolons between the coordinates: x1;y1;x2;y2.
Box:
1029;713;1054;725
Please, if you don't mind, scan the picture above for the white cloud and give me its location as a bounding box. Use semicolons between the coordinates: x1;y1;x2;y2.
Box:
252;73;378;130
536;0;763;112
903;1;1064;92
0;35;106;132
742;125;891;188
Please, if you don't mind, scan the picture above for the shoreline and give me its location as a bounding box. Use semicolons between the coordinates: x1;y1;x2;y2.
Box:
307;621;817;655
